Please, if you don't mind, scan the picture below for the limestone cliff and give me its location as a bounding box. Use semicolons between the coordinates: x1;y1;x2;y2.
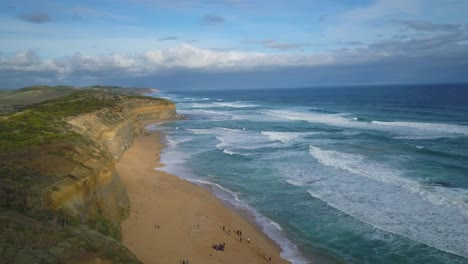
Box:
43;97;177;225
0;88;177;263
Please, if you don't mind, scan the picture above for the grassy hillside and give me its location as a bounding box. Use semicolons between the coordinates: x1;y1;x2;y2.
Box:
0;85;157;115
82;85;155;95
0;86;77;114
0;92;118;151
0;88;171;264
1;211;142;264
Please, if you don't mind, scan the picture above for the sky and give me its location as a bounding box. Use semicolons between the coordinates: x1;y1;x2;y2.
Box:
1;0;468;90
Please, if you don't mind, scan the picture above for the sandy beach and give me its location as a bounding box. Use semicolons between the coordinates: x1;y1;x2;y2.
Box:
117;133;290;264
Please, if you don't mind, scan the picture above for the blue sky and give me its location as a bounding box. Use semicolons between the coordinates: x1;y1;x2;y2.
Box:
1;0;468;89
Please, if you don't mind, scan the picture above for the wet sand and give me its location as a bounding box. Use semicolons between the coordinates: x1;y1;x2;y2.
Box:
117;133;290;264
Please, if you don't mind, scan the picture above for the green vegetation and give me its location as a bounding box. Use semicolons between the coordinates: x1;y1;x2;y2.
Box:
126;94;172;104
0;86;77;111
0;212;142;263
0;85;172;263
0;84;156;114
31;91;119;117
82;85;154;95
0;92;121;150
0;167;37;210
90;217;122;240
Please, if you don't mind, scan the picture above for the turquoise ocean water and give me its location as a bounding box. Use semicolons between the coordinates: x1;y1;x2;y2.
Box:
149;84;468;264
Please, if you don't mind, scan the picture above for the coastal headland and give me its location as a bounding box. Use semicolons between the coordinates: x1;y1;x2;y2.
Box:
0;85;290;263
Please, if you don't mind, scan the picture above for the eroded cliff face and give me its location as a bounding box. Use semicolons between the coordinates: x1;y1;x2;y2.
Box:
44;99;176;225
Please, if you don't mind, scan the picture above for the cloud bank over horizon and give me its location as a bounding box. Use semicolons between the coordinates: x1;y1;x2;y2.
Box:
1;0;468;89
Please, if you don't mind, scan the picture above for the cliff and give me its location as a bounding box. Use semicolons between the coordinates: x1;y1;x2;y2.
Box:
0;89;177;263
47;97;176;224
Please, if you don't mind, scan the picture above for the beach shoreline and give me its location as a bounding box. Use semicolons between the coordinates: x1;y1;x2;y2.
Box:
117;132;291;264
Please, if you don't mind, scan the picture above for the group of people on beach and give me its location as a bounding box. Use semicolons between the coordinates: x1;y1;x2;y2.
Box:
220;224;275;262
212;242;226;251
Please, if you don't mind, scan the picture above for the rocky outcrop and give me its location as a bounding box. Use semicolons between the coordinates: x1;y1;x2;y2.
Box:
42;98;177;225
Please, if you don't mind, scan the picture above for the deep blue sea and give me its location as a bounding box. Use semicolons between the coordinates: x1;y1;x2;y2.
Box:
149;84;468;264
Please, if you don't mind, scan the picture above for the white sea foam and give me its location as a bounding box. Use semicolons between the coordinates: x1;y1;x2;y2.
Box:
214;101;259;108
306;145;468;258
188;128;285;156
270;220;283;231
218;127;243;132
229;112;282;122
309;146;413;187
371;121;468;136
186;109;234;120
195;109;232;116
190;179;308;264
216;134;256;156
215;136;231;153
192;179;243;203
261;131;316;143
308;145;468;212
191;101;259;108
222;149;236;155
187;128;219;135
171;97;196;102
266;110;351;126
264;109;468;138
286;179;304;186
156;135;197;178
191;103;217;108
188;127;242;136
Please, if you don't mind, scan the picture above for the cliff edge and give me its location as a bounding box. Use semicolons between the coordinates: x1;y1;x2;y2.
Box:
0;89;177;263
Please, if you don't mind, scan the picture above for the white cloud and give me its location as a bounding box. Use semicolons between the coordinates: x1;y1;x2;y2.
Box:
0;45;333;75
1;31;467;85
0;50;68;73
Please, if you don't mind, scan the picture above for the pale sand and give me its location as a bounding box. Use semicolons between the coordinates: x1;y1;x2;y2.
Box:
118;133;291;264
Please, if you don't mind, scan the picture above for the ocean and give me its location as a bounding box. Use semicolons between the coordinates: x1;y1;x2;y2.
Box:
148;84;468;264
